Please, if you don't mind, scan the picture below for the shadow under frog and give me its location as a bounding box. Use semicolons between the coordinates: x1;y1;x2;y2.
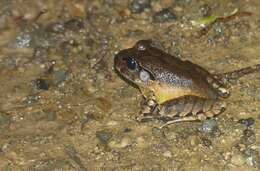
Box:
114;40;260;128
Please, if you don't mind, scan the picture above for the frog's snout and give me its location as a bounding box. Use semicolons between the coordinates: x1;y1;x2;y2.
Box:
114;52;123;72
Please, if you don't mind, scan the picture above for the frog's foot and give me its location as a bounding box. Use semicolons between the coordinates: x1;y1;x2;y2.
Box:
217;87;230;98
207;76;230;98
140;99;157;114
136;101;160;123
135;113;157;123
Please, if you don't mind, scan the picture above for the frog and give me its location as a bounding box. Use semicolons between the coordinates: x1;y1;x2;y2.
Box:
114;39;260;128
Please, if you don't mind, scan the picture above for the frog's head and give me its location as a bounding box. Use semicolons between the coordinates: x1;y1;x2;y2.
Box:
114;40;155;87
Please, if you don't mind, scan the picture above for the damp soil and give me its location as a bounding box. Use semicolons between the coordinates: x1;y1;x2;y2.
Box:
0;0;260;170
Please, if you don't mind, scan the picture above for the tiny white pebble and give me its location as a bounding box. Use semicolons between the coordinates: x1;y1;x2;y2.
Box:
163;151;172;158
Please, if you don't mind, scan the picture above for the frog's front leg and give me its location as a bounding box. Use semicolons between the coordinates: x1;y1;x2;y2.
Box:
136;88;160;122
136;97;159;122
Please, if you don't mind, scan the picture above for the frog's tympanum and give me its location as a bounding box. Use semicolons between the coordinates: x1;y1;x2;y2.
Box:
114;40;260;127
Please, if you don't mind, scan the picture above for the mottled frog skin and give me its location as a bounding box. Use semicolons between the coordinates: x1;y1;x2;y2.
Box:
114;40;260;127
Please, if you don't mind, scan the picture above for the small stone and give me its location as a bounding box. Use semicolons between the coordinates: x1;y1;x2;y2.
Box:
213;24;224;34
152;127;162;136
15;33;32;48
238;118;255;127
53;70;68;85
153;8;177;23
50;23;65;33
123;128;132;133
201;138;212;147
129;0;151;14
163;151;172;158
231;154;246;166
136;136;146;148
81;112;94;124
243;148;260;167
106;120;118;126
237;143;246;151
96;130;112;144
241;129;256;145
125;29;144;37
108;137;131;149
163;130;177;141
198;4;212;17
34;78;49;90
1;143;9;153
200;119;217;133
64;18;84;30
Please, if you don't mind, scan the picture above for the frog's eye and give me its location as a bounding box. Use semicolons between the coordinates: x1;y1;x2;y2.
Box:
126;57;138;70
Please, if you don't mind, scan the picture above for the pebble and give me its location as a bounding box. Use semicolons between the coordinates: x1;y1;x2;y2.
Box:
198;4;212;17
106;120;118;126
200;119;217;133
34;78;49;90
153;8;177;23
108;137;131;149
231;154;246;166
163;130;177;141
201;138;212;147
243;149;260;167
96;130;112;144
15;33;32;48
163;151;172;158
129;0;151;14
152;127;162;137
241;129;256;145
238;117;255;127
136;136;146;148
50;23;65;33
123;128;132;133
125;29;144;37
53;69;68;85
64;18;84;30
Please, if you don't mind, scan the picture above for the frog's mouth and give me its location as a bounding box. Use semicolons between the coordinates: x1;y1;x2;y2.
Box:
114;65;141;90
114;64;138;83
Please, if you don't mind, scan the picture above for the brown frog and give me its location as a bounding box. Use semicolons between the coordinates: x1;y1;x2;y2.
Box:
114;40;260;128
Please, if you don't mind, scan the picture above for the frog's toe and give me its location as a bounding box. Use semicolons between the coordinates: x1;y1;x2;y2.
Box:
141;105;152;114
217;87;230;98
135;113;157;123
137;117;155;123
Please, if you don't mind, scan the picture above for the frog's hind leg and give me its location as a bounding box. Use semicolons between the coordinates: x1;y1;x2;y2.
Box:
158;96;226;128
214;64;260;83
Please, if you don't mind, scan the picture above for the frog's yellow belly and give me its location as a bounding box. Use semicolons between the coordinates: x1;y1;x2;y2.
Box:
142;81;210;104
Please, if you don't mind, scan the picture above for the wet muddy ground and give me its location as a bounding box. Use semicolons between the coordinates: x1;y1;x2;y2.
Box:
0;0;260;170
